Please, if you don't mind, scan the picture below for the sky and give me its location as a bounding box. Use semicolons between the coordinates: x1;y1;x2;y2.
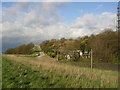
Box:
1;2;117;53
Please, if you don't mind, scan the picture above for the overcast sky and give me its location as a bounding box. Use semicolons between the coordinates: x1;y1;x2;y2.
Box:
1;2;117;52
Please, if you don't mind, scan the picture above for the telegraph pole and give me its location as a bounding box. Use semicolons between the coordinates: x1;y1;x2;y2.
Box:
56;50;59;61
91;49;93;69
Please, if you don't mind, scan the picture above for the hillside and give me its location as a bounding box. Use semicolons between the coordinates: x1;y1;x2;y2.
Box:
40;29;119;64
5;29;119;64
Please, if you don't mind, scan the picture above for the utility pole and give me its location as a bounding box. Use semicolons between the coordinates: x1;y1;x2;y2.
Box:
56;50;58;61
91;49;93;69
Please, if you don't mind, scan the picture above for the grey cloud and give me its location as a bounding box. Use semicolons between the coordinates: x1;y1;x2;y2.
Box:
2;2;116;53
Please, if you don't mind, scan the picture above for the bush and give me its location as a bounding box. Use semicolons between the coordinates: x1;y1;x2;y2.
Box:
47;52;56;58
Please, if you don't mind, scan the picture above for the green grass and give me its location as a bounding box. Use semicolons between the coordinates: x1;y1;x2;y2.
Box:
2;56;118;88
42;55;50;58
0;55;2;89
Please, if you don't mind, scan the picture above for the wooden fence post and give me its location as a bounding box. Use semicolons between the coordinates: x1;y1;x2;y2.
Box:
91;49;93;69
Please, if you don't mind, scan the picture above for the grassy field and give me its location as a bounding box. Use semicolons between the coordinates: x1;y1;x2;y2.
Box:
0;55;2;89
2;55;118;88
17;55;37;58
41;55;50;58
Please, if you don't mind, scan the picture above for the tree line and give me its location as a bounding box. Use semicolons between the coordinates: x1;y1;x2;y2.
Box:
40;29;119;63
5;43;34;55
5;29;119;63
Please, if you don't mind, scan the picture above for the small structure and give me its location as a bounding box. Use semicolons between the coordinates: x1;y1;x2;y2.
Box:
64;50;91;60
80;51;83;56
66;55;71;59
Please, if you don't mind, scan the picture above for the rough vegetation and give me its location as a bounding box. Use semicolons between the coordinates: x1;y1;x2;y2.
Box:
0;55;2;89
3;29;119;88
40;29;119;63
5;43;34;55
2;55;118;88
5;29;119;63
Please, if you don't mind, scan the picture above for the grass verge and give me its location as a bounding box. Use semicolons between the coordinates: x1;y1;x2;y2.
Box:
2;55;118;88
17;55;37;58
